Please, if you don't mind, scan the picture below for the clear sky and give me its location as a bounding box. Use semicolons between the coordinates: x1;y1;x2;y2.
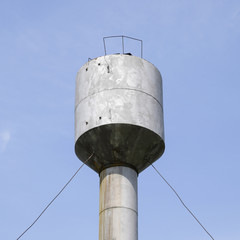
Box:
0;0;239;239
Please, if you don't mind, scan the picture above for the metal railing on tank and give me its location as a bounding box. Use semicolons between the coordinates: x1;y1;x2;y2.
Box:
103;35;143;58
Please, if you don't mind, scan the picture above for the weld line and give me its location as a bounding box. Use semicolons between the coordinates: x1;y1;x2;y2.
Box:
99;206;138;216
75;88;163;111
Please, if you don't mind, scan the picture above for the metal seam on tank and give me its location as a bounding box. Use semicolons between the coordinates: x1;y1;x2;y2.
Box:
74;87;163;111
75;123;165;142
99;206;138;216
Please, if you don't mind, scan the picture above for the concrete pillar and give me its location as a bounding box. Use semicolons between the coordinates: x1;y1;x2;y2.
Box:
99;166;138;240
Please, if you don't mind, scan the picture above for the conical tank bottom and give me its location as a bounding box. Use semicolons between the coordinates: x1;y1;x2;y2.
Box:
75;123;165;174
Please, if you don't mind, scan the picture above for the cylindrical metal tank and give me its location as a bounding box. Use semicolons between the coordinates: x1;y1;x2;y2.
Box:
99;166;137;240
75;54;165;174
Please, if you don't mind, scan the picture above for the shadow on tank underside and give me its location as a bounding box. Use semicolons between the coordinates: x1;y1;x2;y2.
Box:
75;123;165;174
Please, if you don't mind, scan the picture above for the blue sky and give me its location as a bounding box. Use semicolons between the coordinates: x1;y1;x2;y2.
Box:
0;0;239;239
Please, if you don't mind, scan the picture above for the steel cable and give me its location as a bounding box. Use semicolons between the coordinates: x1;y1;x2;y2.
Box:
16;152;94;240
150;163;214;240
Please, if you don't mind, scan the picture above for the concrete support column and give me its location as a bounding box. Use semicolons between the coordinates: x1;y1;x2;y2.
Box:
99;166;138;240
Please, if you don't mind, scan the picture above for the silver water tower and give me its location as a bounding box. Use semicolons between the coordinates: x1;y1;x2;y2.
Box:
75;36;165;240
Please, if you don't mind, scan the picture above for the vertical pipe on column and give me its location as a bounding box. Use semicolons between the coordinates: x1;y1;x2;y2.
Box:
99;166;138;240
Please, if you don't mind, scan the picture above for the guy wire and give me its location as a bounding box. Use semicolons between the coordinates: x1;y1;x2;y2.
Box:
16;152;94;240
150;163;214;240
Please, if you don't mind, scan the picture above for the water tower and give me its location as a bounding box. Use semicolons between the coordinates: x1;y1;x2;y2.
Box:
75;36;165;240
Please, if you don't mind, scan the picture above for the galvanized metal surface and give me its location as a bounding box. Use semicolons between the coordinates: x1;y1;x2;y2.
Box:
75;54;165;173
99;166;138;240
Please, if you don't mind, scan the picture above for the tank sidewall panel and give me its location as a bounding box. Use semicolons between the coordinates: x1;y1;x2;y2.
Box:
75;89;164;141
